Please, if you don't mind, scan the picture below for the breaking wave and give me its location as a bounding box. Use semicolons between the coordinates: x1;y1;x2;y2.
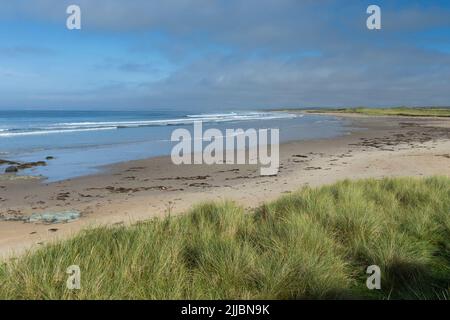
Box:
0;112;300;137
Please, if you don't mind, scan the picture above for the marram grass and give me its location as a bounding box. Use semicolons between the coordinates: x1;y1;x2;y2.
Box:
1;177;449;299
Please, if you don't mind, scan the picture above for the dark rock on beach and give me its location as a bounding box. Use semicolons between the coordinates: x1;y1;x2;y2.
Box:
5;166;18;173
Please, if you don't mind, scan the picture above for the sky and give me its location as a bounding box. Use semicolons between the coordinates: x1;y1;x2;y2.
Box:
0;0;449;110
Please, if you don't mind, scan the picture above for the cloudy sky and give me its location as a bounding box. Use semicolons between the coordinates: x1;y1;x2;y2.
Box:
0;0;449;110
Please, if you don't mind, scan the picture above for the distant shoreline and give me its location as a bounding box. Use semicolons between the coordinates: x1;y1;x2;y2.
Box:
272;106;450;118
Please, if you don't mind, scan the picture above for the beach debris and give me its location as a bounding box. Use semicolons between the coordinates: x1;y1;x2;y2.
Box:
157;175;210;181
292;154;308;158
217;168;240;173
225;175;259;181
56;192;71;201
0;211;81;224
188;182;211;187
304;166;322;170
88;185;171;193
125;167;145;172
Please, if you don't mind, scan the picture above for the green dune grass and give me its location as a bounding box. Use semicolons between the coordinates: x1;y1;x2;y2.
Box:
303;107;450;117
1;177;449;299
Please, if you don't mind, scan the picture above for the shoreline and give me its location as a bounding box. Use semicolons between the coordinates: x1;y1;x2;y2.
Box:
1;114;449;258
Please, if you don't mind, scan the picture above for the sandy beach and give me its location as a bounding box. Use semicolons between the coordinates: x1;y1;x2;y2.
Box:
1;114;449;258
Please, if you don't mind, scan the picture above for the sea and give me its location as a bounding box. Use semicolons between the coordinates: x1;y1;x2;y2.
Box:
0;110;352;182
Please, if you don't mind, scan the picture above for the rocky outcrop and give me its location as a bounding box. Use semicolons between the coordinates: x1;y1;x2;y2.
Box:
0;159;20;166
2;160;47;173
16;161;47;170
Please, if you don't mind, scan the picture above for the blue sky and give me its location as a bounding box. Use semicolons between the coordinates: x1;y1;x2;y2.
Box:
0;0;449;110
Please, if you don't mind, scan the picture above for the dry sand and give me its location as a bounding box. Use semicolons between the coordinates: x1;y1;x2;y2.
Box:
1;114;449;258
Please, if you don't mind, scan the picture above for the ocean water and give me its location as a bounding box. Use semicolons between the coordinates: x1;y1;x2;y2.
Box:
0;110;351;182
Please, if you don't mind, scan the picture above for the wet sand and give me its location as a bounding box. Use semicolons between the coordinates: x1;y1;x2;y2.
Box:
1;114;449;258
